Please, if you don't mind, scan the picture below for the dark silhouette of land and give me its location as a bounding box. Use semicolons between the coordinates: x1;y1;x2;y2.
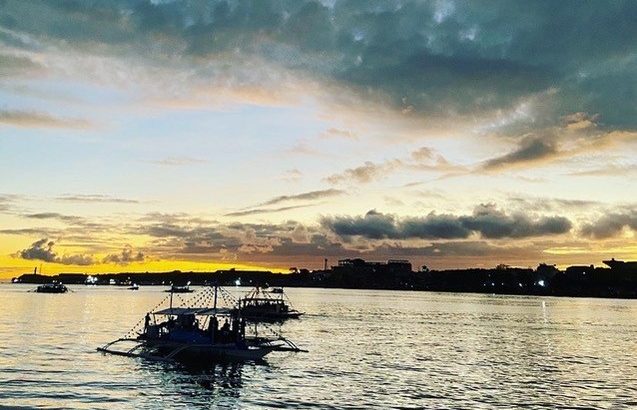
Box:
10;258;637;299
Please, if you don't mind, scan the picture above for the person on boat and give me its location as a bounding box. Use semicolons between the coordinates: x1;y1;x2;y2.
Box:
208;316;219;343
144;313;151;330
220;320;230;343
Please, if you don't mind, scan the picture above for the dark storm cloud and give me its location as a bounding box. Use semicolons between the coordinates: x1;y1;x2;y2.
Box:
581;210;637;239
3;1;636;129
17;238;57;262
483;135;559;170
16;238;95;265
322;204;572;240
102;245;145;265
460;203;572;239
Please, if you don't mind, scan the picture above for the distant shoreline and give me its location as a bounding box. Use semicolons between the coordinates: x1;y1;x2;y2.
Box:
8;257;637;300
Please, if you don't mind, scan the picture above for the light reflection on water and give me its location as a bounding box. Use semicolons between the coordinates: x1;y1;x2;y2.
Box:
1;284;637;408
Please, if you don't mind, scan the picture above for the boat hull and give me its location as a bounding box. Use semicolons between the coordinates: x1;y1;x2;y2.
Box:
148;342;275;362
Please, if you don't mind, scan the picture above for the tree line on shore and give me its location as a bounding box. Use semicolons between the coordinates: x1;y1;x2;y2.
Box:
11;258;637;299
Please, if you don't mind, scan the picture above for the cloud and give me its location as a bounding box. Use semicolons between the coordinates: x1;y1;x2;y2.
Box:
508;196;601;212
320;127;357;140
0;110;91;129
225;204;317;217
483;135;559;170
326;147;462;184
568;164;637;177
280;168;303;182
260;189;345;206
325;160;403;184
16;238;95;265
2;0;636;174
0;53;43;77
58;254;95;266
461;203;572;239
56;194;139;204
103;245;145;265
0;228;56;236
145;157;207;166
581;210;637;239
0;194;20;213
24;212;83;223
322;204;572;240
17;238;57;262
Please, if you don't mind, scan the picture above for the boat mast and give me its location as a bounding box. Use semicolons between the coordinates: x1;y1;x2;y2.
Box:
213;283;218;310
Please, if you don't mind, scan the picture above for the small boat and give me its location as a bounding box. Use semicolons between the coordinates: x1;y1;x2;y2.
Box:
128;283;139;290
35;282;68;293
270;287;284;294
98;285;305;363
234;287;303;322
165;282;194;293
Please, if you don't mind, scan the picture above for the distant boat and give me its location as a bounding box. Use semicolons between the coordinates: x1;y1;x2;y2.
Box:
35;282;68;294
234;287;303;322
128;283;139;291
165;284;194;293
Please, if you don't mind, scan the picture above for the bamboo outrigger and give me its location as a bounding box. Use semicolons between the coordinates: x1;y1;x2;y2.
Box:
97;284;305;363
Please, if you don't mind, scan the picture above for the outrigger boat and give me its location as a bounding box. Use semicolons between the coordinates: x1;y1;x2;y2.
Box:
234;287;304;322
98;285;305;363
35;282;68;293
165;282;194;293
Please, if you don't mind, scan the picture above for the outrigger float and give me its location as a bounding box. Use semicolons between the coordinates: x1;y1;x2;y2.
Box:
97;285;306;362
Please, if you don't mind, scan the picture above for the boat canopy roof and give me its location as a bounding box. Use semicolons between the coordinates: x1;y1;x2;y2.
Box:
153;307;232;316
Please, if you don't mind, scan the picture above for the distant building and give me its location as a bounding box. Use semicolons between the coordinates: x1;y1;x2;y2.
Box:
603;258;637;273
565;265;595;277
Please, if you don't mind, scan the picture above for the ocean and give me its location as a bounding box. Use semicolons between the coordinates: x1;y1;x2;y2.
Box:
1;284;636;408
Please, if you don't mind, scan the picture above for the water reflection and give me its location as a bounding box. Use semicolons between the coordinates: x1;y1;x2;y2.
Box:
2;285;637;408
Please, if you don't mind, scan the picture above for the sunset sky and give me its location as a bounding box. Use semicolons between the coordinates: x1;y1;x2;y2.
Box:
1;1;636;278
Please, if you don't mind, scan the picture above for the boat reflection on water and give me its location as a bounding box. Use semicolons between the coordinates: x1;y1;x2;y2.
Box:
131;354;247;403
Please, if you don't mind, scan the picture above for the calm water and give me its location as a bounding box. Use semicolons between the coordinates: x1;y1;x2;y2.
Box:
1;284;637;409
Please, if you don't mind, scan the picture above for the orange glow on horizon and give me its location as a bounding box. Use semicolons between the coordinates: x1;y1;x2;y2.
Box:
0;254;288;279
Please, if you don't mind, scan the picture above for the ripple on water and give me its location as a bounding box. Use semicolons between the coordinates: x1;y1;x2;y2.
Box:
1;285;637;408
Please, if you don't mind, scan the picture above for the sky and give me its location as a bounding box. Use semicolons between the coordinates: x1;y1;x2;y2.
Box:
1;0;636;278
